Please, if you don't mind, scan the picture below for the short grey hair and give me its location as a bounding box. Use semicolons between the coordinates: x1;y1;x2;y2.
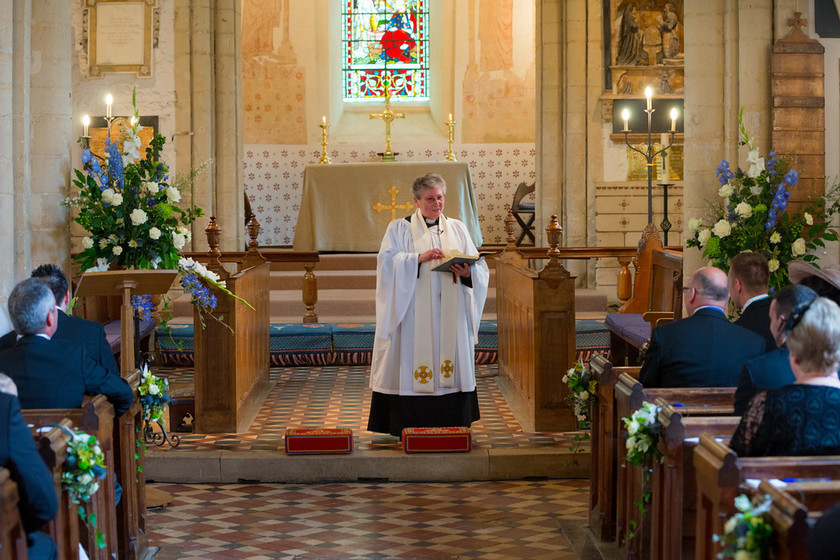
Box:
412;173;447;198
8;278;54;336
786;297;840;373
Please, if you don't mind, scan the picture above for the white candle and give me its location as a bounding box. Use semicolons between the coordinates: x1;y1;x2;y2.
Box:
670;107;678;132
621;108;630;132
105;93;113;118
82;114;90;137
645;87;653;112
660;133;669;181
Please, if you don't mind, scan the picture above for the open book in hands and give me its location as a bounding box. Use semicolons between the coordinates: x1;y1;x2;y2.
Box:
431;250;481;273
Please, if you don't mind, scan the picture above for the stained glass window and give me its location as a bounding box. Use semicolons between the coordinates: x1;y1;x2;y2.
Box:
342;0;429;102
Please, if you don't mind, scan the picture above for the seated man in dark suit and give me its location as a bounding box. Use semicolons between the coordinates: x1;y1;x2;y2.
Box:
0;264;120;379
0;278;134;415
728;251;775;351
734;284;818;415
639;267;767;388
0;380;59;560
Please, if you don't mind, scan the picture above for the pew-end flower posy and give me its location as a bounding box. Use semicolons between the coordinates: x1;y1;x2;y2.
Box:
623;401;662;465
685;108;839;290
713;494;773;559
138;363;171;424
562;361;597;428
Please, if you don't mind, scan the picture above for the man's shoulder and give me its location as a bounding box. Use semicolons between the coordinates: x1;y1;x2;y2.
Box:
0;330;15;350
59;312;104;334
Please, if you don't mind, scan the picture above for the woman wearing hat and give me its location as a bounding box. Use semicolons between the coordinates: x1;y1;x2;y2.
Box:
730;297;840;457
789;259;840;304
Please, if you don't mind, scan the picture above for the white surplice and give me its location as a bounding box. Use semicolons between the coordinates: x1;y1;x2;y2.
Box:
370;213;489;396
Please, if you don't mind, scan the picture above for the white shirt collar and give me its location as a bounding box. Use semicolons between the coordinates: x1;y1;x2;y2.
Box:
742;294;769;312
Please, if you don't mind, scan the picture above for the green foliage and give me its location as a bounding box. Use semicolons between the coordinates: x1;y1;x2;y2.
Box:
714;494;774;559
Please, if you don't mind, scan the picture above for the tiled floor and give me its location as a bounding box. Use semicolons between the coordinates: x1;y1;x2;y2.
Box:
147;478;593;560
155;364;587;453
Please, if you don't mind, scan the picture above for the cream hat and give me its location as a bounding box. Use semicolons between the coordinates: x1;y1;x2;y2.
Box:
788;259;840;290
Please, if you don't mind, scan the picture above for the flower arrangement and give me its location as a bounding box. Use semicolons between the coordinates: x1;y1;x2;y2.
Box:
65;89;204;273
714;494;773;559
623;401;663;466
563;361;597;428
686;108;839;290
61;427;107;549
138;363;171;425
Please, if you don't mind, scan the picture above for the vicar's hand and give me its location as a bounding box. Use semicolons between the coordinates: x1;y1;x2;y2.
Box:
450;263;471;278
418;248;445;263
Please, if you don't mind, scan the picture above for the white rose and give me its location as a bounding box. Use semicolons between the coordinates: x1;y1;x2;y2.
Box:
734;202;752;219
149;227;161;240
770;232;781;244
627;420;640;435
626;437;636;451
172;233;187;249
687;218;701;233
89;482;99;494
82;236;94;249
112;246;123;256
148;384;160;395
698;229;711;247
712;219;732;238
112;192;124;206
805;212;814;225
724;516;739;535
792;237;807;256
93;446;102;455
768;259;780;272
144;181;159;193
130;208;148;226
79;473;93;485
579;390;589;401
718;183;734;198
166;186;182;203
101;188;115;204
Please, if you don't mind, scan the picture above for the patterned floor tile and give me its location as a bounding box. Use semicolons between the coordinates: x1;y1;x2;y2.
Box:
148;479;590;559
154;364;589;453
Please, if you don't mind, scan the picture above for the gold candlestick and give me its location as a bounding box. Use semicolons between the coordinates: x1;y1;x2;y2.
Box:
318;116;331;164
445;113;456;161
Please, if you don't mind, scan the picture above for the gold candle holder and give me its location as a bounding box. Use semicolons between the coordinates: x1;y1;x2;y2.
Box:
318;117;331;164
445;113;456;161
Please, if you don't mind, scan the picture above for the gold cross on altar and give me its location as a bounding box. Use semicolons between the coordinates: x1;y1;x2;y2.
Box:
369;77;405;162
372;186;414;220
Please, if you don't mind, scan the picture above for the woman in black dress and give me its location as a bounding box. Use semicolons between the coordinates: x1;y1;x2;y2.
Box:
730;297;840;457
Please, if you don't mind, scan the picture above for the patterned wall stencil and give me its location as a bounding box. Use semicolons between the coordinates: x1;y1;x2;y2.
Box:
244;143;536;247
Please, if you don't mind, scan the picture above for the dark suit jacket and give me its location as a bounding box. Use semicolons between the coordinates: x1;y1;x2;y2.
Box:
734;347;795;416
0;335;134;415
639;307;768;388
0;310;120;378
0;392;58;534
734;296;775;352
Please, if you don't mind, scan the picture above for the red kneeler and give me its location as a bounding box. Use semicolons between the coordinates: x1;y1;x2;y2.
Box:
402;427;472;453
284;428;353;454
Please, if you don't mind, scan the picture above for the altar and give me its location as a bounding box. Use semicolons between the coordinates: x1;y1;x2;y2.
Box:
292;161;483;252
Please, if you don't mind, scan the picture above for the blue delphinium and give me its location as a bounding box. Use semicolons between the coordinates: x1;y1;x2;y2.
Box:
180;273;218;310
131;294;155;321
784;169;799;187
716;160;735;186
104;138;124;190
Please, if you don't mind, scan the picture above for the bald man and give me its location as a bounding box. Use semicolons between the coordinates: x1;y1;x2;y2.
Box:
639;267;767;388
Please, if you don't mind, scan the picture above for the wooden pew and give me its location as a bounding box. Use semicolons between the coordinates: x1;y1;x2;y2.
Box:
693;435;840;560
756;479;840;560
612;374;735;558
495;215;577;432
649;401;741;560
0;467;27;560
193;217;271;433
23;396;117;560
113;373;147;560
589;354;640;541
36;419;81;560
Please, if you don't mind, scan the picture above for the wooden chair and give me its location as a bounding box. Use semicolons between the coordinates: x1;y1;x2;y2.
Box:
0;467;27;560
37;419;82;560
510;181;535;246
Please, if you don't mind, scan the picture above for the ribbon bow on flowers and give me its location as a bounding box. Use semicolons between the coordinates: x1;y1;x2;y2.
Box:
685;108;840;290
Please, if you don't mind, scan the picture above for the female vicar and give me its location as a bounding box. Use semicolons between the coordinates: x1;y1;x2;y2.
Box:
730;296;840;456
367;172;489;437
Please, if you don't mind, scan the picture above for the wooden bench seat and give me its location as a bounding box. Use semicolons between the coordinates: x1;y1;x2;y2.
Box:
693;435;840;560
36;419;82;560
0;467;27;560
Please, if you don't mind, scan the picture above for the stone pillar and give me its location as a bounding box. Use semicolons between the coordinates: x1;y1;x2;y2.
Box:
0;0;72;332
174;0;244;252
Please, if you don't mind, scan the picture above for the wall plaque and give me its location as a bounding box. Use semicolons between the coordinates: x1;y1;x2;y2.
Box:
87;0;155;77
